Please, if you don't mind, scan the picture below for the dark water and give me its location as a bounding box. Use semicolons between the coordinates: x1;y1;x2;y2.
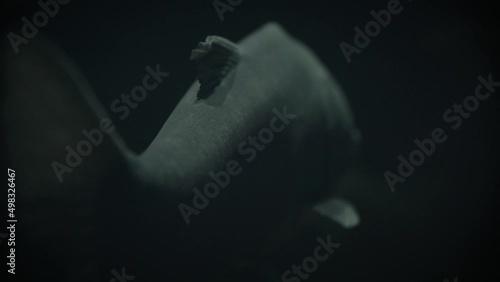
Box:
1;0;498;281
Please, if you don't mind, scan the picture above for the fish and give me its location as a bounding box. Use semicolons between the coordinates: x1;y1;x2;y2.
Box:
1;22;361;281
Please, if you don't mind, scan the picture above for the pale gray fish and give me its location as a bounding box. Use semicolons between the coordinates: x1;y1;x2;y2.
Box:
2;22;360;281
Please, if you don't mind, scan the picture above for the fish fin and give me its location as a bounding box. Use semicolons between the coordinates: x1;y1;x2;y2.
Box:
1;36;134;189
190;35;241;99
313;198;360;228
1;36;136;280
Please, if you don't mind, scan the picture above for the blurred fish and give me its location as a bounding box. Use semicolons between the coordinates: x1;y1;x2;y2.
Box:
1;22;360;281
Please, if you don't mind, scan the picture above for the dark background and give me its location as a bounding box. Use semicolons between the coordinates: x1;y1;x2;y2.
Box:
1;0;499;281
